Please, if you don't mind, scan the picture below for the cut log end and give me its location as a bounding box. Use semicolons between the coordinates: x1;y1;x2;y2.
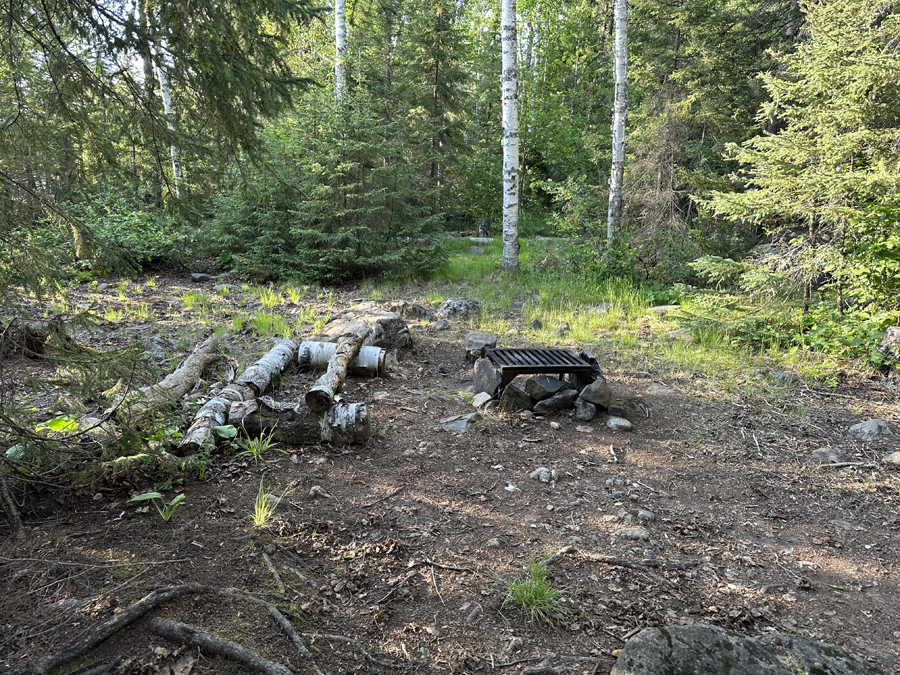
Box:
305;385;335;413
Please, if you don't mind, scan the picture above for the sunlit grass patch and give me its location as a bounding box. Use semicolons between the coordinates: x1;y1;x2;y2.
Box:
180;290;210;311
251;311;289;337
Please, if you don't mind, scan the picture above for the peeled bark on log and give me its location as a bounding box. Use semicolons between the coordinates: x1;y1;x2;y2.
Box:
305;330;368;413
230;399;372;445
298;340;386;377
175;396;229;456
320;302;411;349
129;335;220;415
176;339;297;455
148;618;294;675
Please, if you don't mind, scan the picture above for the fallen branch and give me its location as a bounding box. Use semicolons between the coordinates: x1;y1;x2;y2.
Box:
0;471;26;541
175;396;229;456
129;336;220;415
305;330;369;412
148;618;294;675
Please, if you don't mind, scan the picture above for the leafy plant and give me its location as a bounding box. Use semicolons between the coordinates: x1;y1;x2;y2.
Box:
129;491;186;522
501;555;570;626
251;480;286;526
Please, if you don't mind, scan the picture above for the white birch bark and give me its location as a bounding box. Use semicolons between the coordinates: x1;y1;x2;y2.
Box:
335;0;347;100
500;0;520;272
155;57;184;199
606;0;628;252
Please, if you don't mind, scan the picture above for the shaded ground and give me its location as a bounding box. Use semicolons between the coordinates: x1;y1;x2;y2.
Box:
2;272;899;675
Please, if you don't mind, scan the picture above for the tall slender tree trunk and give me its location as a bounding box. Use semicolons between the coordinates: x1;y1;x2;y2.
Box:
606;0;628;253
155;58;184;199
335;0;347;99
500;0;520;272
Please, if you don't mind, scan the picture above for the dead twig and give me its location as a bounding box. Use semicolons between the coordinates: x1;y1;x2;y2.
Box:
302;632;414;669
148;618;293;675
362;484;406;508
260;551;285;596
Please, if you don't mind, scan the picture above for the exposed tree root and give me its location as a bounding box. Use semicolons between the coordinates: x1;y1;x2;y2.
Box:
148;618;295;675
301;632;414;669
519;653;604;675
545;545;702;571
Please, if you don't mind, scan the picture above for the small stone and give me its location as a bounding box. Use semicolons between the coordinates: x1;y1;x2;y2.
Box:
576;425;594;433
579;374;613;408
485;399;501;410
264;493;282;507
465;605;483;624
607;404;626;417
402;448;418;457
487;538;502;548
637;509;655;523
525;375;569;401
648;304;679;317
882;451;900;466
316;457;329;465
473;358;501;395
436;297;482;320
647;384;677;396
309;485;331;499
464;331;498;360
829;519;854;530
440;413;482;433
849;419;893;441
615;527;650;541
607;416;634;431
430;320;450;331
508;636;524;652
529;467;558;483
97;283;109;291
769;370;798;385
575;398;597;421
438;363;450;374
550;421;560;430
510;299;525;313
524;514;541;523
472;392;493;408
811;447;849;464
531;318;543;329
213;284;233;293
533;388;579;414
191;273;213;283
555;321;570;336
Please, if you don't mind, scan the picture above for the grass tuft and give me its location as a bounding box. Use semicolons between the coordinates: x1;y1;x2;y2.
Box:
501;555;570;626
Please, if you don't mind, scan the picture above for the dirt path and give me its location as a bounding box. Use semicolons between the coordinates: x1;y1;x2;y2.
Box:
2;274;899;674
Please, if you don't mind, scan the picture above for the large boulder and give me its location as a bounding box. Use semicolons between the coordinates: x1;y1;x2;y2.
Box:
436;298;482;320
611;624;883;675
849;419;893;441
464;331;498;361
578;372;612;408
321;302;410;350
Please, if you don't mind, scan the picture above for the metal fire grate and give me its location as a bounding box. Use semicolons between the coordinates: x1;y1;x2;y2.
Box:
486;348;593;391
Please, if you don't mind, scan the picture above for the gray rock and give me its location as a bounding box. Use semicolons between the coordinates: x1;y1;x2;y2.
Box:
429;320;450;331
472;392;493;408
529;467;558;483
830;519;855;530
576;425;594;433
769;370;798;385
525;375;569;401
579;373;612;408
388;300;436;321
575;398;597;421
555;321;570;337
607;404;626;417
533;388;579;414
530;318;543;329
500;384;534;412
648;304;679;317
607;416;634;432
883;451;900;466
438;363;449;374
637;509;655;523
876;326;900;364
191;273;213;283
473;357;501;396
811;447;850;464
436;297;482;320
849;419;893;441
469;246;484;254
615;527;650;541
510;299;525;313
647;384;677;396
524;514;542;523
440;413;482;433
97;283;109;291
487;537;502;548
464;331;498;360
611;623;884;675
485;399;501;411
508;636;524;652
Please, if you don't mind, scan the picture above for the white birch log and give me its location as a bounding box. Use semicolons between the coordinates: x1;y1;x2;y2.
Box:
229;399;372;445
500;0;521;272
234;338;297;397
129;335;220;415
297;341;386;377
175;397;229;456
606;0;628;251
305;331;368;413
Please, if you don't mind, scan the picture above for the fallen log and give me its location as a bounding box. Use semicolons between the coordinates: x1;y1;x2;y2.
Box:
305;330;368;413
230;398;372;445
128;335;220;415
298;340;386;377
176;338;297;455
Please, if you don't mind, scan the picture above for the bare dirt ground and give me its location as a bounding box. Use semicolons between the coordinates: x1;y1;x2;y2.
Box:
2;271;900;675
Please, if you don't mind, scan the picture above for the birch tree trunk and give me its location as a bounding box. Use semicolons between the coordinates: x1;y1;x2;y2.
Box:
500;0;520;272
155;57;184;199
606;0;628;253
335;0;347;100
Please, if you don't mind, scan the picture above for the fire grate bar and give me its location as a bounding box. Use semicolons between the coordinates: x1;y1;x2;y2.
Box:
487;348;593;391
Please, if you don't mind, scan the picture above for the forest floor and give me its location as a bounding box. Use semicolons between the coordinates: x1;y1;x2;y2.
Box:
2;270;900;675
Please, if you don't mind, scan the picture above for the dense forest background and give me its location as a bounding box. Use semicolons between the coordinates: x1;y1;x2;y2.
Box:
2;0;899;363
